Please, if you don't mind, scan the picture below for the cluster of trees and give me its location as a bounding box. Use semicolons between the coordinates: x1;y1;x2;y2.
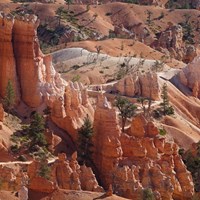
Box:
160;83;174;115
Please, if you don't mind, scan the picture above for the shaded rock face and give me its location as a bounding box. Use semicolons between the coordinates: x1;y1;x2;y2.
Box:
0;104;4;122
178;57;200;98
175;0;200;9
155;24;196;63
27;153;103;193
111;72;159;100
93;97;194;199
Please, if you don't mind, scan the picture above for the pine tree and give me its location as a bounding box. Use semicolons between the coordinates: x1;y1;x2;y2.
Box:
77;116;93;165
142;188;155;200
38;161;51;180
114;96;137;132
160;83;174;115
146;10;153;26
3;80;15;114
161;83;169;115
29;113;47;149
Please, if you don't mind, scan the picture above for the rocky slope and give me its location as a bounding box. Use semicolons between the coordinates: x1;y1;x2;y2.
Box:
0;2;200;200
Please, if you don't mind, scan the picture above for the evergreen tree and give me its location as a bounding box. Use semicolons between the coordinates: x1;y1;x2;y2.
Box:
29;113;47;149
142;188;155;200
77;116;93;165
114;96;137;132
38;160;51;180
3;80;15;114
146;10;153;26
160;83;174;115
161;83;169;115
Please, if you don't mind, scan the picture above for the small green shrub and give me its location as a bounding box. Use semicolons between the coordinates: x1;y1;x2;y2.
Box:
38;163;51;180
71;75;81;82
142;188;155;200
159;128;167;136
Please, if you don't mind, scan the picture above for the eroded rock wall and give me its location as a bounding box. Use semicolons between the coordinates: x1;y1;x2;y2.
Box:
111;72;159;100
155;24;197;63
0;13;19;102
0;14;93;141
178;56;200;98
93;94;194;199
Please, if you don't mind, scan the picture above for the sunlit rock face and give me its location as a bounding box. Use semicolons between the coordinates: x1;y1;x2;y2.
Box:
93;95;194;199
0;13;93;141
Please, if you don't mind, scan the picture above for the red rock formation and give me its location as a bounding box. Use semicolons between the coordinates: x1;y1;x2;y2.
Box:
93;93;123;189
0;13;19;101
28;160;56;193
44;129;62;153
0;104;4;122
51;82;94;141
0;14;93;141
93;96;194;199
112;72;159;100
178;56;200;98
27;153;103;193
0;164;22;191
80;165;104;192
155;23;197;63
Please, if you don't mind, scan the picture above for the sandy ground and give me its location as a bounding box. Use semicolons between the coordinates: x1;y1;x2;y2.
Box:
28;189;130;200
0;191;19;200
52;47;171;84
66;39;184;68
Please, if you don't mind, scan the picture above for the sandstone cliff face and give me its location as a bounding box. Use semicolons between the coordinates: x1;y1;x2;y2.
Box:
0;13;19;101
51;82;94;141
0;14;93;141
178;56;200;98
111;72;159;100
93;93;123;189
93;95;194;199
0;104;4;122
12;15;67;108
156;24;196;63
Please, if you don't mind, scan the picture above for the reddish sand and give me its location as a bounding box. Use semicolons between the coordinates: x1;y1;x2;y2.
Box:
29;189;130;200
